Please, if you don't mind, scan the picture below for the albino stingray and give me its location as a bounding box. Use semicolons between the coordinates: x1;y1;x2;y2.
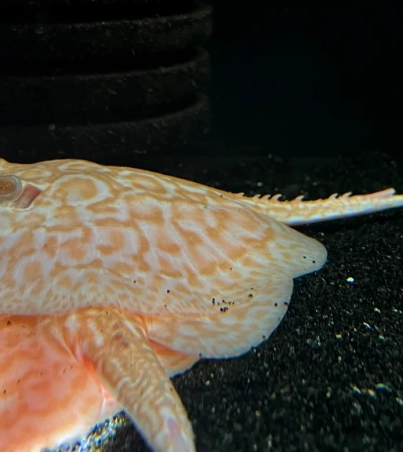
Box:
0;158;402;452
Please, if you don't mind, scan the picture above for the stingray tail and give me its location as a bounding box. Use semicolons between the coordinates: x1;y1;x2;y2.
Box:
236;188;403;225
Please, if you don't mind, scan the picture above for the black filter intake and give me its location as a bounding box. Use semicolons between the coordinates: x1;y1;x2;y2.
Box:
0;0;212;164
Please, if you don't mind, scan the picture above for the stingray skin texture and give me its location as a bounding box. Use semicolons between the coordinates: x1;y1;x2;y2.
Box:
1;158;402;452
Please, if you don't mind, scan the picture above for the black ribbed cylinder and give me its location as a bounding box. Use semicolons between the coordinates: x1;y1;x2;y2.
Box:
0;0;212;164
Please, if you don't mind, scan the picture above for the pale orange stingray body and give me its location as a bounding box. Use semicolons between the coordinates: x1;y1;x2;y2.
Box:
1;158;402;452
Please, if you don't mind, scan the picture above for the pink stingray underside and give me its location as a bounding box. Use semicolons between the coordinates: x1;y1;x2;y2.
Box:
0;314;199;452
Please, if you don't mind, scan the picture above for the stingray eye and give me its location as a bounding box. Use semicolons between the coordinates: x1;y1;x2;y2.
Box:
0;175;42;208
0;175;22;201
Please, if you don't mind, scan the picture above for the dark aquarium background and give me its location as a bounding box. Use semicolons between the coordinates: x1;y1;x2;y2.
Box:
0;1;402;164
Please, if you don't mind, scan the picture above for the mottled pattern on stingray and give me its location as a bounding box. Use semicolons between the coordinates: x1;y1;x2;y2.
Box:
68;307;196;452
0;158;326;316
0;314;119;452
0;309;198;452
147;275;294;359
149;340;201;377
2;157;403;452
